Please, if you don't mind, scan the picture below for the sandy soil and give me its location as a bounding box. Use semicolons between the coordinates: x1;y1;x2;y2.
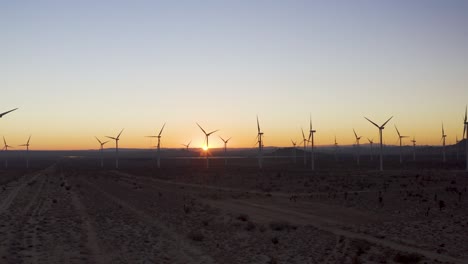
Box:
1;160;467;263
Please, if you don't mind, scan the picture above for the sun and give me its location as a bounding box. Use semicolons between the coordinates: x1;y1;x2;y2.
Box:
202;145;208;151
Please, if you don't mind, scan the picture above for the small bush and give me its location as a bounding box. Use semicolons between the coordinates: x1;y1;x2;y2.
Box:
237;214;249;222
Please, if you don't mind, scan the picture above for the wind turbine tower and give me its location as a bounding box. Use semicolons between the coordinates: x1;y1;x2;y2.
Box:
147;123;166;169
367;138;374;161
256;116;264;169
464;106;468;172
364;116;393;171
309;117;316;171
219;136;231;166
301;128;308;166
106;129;124;169
395;125;408;164
2;137;13;169
411;137;416;161
441;123;447;163
19;135;32;169
197;123;218;169
353;129;362;166
291;139;297;164
95;137;109;168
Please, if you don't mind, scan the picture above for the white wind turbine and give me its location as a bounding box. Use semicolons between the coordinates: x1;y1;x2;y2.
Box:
2;136;13;168
367;138;374;161
291;139;297;164
197;123;218;169
147;123;166;169
395;125;409;164
106;129;124;169
95;136;109;168
441;123;447;163
256;116;264;169
301;128;308;166
219;136;232;166
19;135;31;169
364;116;393;171
411;137;416;161
308;117;316;171
353;129;362;166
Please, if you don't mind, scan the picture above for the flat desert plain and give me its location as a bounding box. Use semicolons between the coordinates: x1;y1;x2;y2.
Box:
0;156;467;264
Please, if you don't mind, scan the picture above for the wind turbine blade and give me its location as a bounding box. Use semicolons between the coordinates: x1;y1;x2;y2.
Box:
364;117;379;128
27;135;31;144
442;123;444;135
257;116;261;133
382;116;393;127
0;108;18;118
116;129;124;139
395;125;401;137
219;136;225;142
106;136;117;140
301;128;305;140
353;129;358;139
158;123;166;136
3;137;6;146
196;123;207;135
227;137;232;142
95;136;102;144
465;105;467;123
103;141;109;145
188;140;192;147
207;129;219;136
309;115;312;131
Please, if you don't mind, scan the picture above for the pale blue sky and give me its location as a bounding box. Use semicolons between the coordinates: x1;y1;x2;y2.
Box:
1;0;467;149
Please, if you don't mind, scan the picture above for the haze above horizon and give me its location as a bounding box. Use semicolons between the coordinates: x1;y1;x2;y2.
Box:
1;1;467;150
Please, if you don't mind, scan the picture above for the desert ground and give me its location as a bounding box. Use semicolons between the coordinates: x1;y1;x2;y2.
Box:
0;153;467;264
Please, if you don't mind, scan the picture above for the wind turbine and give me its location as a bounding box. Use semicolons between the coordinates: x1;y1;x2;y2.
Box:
19;135;32;169
291;139;297;164
106;129;124;169
411;137;416;161
219;136;231;166
0;108;18;118
367;138;374;161
464;106;468;172
182;140;192;151
256;116;264;169
95;137;109;168
308;117;316;171
395;125;409;164
334;136;339;162
353;129;362;166
196;123;218;169
364;116;393;171
441;123;447;163
146;123;166;169
301;128;308;166
3;136;13;168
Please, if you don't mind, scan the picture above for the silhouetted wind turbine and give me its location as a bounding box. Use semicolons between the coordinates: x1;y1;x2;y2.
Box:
308;117;316;171
291;139;297;164
441;123;447;163
182;140;191;151
147;123;166;169
19;135;31;169
301;128;308;166
0;108;18;118
106;129;124;169
367;138;374;161
464;106;468;172
3;136;13;168
364;116;393;171
353;129;362;166
95;137;109;168
219;136;231;166
334;136;339;162
395;125;408;164
411;137;416;161
197;123;218;169
256;116;264;169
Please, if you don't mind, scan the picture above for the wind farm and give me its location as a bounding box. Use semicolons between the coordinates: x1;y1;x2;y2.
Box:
2;1;468;263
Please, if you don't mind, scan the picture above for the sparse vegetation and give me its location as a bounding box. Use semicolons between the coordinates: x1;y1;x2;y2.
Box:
393;253;423;264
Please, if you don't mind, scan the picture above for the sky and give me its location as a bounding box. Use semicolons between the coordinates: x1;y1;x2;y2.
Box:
1;0;467;150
